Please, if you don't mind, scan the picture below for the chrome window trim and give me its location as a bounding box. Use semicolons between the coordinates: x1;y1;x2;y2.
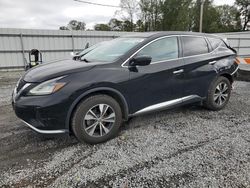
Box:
122;35;179;67
132;95;201;116
121;34;222;68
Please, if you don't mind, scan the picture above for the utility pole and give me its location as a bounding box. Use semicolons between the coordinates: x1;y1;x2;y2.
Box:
199;0;205;33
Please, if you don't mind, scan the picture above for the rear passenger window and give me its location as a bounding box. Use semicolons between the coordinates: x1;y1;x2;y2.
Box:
182;36;209;57
208;37;223;50
137;37;179;62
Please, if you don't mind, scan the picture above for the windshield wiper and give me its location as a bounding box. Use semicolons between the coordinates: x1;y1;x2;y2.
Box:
81;58;90;63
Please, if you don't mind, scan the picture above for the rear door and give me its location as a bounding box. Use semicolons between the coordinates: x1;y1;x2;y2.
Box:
181;36;218;98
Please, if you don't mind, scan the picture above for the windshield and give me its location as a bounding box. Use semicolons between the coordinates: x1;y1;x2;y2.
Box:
76;41;107;57
81;37;145;62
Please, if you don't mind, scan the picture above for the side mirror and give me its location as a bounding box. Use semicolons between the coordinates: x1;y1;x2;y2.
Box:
129;55;152;67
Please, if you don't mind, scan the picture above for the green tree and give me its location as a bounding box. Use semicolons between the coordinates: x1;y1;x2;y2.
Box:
108;18;123;31
77;0;246;33
135;19;145;31
118;0;139;31
192;0;222;33
122;20;135;31
235;0;250;30
139;0;162;31
59;26;69;30
59;20;86;30
67;20;86;30
216;5;241;32
161;0;193;31
94;24;111;31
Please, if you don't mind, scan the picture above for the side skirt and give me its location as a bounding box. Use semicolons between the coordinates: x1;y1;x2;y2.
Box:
131;95;202;117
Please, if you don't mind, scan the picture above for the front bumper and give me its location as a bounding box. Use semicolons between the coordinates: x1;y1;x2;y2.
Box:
231;64;239;77
12;88;70;134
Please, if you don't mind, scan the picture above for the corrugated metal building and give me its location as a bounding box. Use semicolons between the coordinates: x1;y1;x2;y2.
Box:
219;31;250;57
0;28;133;69
0;28;249;69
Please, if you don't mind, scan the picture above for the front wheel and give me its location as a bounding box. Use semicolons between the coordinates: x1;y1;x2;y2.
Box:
71;95;123;144
204;76;232;111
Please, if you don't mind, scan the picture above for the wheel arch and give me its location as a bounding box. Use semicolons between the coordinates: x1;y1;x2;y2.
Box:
65;87;129;131
219;73;233;84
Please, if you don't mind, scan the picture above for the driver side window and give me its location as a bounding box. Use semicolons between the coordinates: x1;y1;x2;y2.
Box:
136;37;179;63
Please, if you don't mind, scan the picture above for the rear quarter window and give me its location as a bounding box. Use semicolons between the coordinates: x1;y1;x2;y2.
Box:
207;37;224;50
182;36;209;57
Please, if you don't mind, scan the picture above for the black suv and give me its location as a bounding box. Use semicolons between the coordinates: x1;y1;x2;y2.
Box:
12;32;238;144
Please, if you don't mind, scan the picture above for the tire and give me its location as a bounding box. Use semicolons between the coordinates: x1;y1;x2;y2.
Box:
71;95;123;144
204;76;231;111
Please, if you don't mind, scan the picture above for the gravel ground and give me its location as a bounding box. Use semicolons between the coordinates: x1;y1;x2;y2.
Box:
0;72;249;188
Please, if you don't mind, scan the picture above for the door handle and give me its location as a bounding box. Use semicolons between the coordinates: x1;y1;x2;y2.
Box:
209;61;217;65
173;69;184;74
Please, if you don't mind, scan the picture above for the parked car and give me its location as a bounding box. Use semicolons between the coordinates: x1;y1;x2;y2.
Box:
12;32;238;144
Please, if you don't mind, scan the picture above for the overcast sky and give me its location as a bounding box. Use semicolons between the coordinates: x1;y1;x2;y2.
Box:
0;0;235;30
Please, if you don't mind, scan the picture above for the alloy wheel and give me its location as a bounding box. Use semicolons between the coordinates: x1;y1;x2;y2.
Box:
214;82;229;106
84;104;116;137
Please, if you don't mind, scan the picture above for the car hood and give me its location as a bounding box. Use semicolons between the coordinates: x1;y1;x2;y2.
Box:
23;59;96;82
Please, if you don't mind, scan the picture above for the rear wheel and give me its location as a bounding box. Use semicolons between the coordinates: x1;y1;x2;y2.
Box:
72;95;122;144
204;76;231;111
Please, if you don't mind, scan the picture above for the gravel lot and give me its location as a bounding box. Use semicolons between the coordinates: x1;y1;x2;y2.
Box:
0;71;250;188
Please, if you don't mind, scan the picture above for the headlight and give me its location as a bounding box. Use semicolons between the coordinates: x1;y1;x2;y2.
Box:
16;77;22;87
28;76;66;95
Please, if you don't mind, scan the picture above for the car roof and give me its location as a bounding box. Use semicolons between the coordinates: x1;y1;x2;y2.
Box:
123;31;221;39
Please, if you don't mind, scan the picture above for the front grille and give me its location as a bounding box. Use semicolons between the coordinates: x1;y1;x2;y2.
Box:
16;79;26;93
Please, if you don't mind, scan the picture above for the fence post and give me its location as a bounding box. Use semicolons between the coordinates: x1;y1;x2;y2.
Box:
71;33;75;53
237;38;241;55
20;33;26;68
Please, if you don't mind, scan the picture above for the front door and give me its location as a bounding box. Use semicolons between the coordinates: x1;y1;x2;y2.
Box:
125;36;185;114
